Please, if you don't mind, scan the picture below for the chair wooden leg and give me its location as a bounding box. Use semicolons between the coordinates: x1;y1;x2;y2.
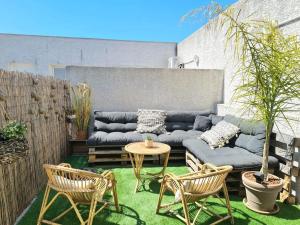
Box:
37;185;51;225
156;182;166;213
87;198;97;225
181;197;191;225
223;182;234;224
112;183;120;212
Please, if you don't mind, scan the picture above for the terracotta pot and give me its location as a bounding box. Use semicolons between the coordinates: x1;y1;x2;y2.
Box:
76;130;87;140
242;171;283;214
144;140;154;148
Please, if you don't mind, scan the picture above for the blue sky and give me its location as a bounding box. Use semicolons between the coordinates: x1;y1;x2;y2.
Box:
1;0;236;42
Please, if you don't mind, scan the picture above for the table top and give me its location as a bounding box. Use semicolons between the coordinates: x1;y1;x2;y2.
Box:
124;142;171;155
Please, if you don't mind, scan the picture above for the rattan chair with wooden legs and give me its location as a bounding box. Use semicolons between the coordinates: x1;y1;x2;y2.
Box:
156;163;234;225
37;163;119;225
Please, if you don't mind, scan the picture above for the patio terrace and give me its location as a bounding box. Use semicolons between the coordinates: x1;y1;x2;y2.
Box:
0;0;299;225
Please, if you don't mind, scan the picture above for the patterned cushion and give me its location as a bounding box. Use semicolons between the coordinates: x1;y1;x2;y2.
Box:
216;121;240;144
136;109;167;134
200;121;239;149
200;129;224;149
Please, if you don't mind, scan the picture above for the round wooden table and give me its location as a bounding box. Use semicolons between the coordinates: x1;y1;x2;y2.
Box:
124;142;171;193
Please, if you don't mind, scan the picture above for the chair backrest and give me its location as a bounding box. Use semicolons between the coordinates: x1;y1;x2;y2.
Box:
43;164;106;192
180;164;232;197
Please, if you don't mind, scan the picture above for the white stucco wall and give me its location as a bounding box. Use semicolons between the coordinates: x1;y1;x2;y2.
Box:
177;0;300;135
178;0;300;104
0;34;176;76
66;66;224;112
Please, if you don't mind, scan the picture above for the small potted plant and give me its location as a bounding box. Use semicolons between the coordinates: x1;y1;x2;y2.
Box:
144;135;154;148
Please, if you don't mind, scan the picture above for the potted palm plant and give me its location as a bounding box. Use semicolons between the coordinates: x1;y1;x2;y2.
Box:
71;83;92;140
220;8;300;214
184;1;300;214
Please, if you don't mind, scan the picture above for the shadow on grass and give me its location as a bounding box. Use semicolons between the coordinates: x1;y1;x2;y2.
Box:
42;201;145;225
27;189;145;225
141;179;174;196
156;197;279;225
274;201;300;221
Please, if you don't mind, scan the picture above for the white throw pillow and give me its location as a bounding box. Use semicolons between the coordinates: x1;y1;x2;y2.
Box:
216;120;240;143
200;120;239;149
175;179;208;202
53;175;94;189
136;109;167;134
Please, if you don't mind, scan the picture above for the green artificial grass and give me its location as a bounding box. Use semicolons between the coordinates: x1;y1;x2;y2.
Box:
18;156;300;225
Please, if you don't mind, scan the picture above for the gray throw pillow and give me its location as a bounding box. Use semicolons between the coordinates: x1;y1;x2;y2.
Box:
193;115;212;131
136;109;167;134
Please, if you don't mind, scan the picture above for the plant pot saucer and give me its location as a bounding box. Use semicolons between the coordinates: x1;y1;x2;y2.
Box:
243;198;280;215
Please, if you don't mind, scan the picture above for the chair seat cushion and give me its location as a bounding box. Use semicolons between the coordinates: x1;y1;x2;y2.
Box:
53;175;94;190
183;139;278;169
174;179;208;202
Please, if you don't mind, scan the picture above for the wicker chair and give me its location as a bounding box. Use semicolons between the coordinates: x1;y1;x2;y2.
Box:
156;163;234;225
37;163;119;225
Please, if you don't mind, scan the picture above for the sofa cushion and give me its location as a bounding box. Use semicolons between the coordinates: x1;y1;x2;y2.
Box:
209;114;224;125
166;111;210;123
183;139;278;169
216;121;240;143
94;111;137;123
88;131;159;146
235;133;265;156
193;115;212;131
200;120;239;148
165;122;194;132
136;109;167;134
224;114;265;136
200;129;224;149
158;130;203;146
94;121;137;132
88;130;202;147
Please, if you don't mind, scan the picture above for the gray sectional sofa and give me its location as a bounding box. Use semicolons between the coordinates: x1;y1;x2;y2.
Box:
88;111;278;170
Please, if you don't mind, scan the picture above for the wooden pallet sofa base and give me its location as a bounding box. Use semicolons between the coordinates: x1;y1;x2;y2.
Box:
88;146;186;165
186;151;275;196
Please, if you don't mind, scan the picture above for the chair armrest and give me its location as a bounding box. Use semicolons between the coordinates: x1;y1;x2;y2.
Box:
58;163;72;168
101;170;116;182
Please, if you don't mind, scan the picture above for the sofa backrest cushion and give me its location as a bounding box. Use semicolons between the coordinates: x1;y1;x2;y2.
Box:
193;115;212;131
92;111;212;133
223;114;266;156
94;120;137;132
94;111;137;123
209;114;224;126
235;133;265;156
223;114;265;136
165;111;210;131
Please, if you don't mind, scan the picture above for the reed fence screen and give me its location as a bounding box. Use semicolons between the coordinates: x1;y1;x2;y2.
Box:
0;70;71;225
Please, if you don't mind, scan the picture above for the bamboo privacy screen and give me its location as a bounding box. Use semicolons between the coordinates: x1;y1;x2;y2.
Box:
0;70;71;225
